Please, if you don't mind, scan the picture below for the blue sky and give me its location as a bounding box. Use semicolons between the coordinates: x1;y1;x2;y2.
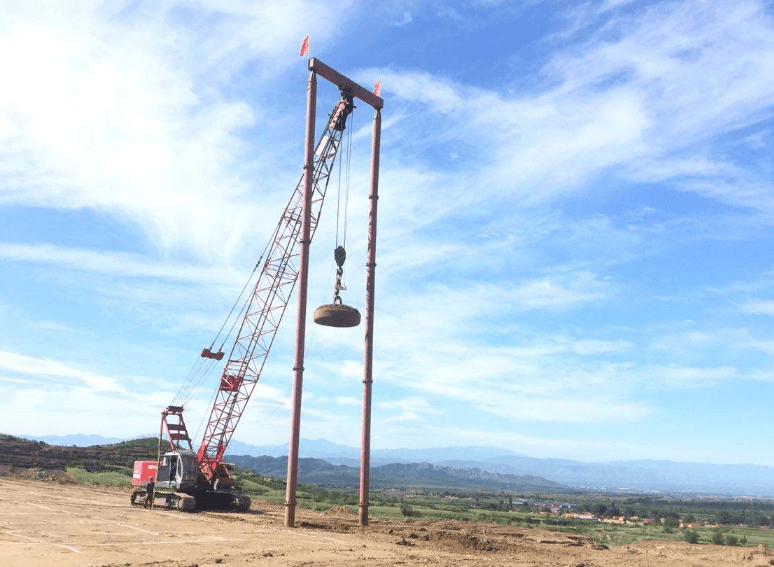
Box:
1;0;773;466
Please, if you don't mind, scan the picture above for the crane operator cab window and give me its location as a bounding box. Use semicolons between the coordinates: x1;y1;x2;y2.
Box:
155;453;187;489
155;455;172;487
169;456;178;484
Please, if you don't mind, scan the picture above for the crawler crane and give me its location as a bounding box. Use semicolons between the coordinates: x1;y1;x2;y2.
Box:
130;91;356;511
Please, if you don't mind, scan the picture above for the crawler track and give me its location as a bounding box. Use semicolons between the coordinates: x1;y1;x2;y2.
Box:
130;488;250;512
130;488;196;511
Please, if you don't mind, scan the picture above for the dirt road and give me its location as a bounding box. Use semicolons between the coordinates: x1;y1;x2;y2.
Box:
1;477;773;566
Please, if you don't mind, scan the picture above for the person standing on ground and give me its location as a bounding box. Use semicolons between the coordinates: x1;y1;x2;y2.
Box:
144;477;155;509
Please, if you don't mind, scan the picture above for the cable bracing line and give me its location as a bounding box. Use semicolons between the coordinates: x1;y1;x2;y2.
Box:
170;228;277;408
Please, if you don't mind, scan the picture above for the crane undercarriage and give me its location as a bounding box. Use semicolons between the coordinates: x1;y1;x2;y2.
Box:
131;445;251;511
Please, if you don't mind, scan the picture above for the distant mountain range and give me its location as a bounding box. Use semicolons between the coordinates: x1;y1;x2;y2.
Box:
224;454;568;491
226;439;519;464
20;434;126;446
19;434;774;496
228;439;774;496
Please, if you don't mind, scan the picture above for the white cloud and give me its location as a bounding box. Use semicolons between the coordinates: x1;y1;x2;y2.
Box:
24;320;79;334
361;0;774;217
742;300;774;316
0;242;235;282
378;271;613;338
646;364;738;388
0;349;126;393
0;0;361;264
510;271;612;309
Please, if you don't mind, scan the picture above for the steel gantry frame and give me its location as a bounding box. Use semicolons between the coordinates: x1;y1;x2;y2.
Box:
284;58;383;528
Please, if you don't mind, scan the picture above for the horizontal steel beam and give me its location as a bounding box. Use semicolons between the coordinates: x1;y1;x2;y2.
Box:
309;58;384;110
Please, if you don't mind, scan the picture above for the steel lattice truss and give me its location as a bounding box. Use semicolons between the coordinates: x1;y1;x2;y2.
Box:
196;94;354;477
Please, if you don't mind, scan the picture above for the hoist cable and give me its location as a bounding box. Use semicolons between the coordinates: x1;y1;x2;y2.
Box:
212;225;277;353
335;138;343;247
171;219;279;408
210;261;260;352
177;358;219;406
193;386;220;450
343;111;354;249
172;357;206;405
219;280;255;354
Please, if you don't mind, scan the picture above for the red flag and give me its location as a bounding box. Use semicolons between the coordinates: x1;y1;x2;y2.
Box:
299;35;310;57
373;79;381;97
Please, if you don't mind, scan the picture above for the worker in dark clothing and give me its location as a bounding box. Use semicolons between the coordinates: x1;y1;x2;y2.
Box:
144;477;155;509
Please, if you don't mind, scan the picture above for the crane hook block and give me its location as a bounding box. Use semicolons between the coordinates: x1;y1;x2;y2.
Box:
313;303;361;328
334;245;346;267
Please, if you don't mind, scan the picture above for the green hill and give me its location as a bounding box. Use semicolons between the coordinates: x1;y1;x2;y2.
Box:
0;434;168;473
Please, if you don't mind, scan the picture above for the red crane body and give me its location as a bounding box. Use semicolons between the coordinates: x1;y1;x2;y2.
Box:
131;92;356;511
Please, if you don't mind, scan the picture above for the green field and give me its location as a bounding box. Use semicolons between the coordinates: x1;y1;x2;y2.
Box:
66;466;134;486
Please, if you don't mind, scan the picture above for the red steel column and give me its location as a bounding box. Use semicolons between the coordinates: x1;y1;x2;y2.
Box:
359;107;381;527
285;68;317;528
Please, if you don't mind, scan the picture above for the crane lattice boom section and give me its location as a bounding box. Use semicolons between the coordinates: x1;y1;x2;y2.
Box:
196;94;355;477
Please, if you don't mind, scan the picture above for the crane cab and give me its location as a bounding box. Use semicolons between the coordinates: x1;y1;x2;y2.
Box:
154;449;198;491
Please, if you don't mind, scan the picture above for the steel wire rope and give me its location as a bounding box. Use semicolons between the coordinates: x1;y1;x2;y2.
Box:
194;168;317;452
173;279;250;407
343;110;353;250
214;214;287;355
176;358;219;407
262;398;287;422
333;110;354;251
178;258;269;412
170;223;278;407
335;139;343;248
340;111;354;292
192;385;220;453
304;110;356;403
252;395;290;433
172;279;255;407
214;251;269;353
172;357;207;405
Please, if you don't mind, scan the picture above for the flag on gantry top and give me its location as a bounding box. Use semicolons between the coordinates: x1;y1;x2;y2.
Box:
299;35;310;57
373;79;381;97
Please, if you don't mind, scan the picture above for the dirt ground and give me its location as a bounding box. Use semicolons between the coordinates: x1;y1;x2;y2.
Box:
2;478;774;567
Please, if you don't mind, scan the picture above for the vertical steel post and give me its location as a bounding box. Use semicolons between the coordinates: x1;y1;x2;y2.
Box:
285;68;317;528
359;108;381;527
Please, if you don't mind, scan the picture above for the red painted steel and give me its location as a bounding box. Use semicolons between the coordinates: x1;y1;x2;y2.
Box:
284;67;317;528
281;58;384;528
359;108;382;527
161;406;193;451
308;58;384;110
132;461;158;486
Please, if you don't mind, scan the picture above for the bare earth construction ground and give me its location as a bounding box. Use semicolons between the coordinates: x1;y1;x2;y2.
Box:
2;478;774;567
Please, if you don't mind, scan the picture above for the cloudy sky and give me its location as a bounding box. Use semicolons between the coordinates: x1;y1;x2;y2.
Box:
1;0;773;466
